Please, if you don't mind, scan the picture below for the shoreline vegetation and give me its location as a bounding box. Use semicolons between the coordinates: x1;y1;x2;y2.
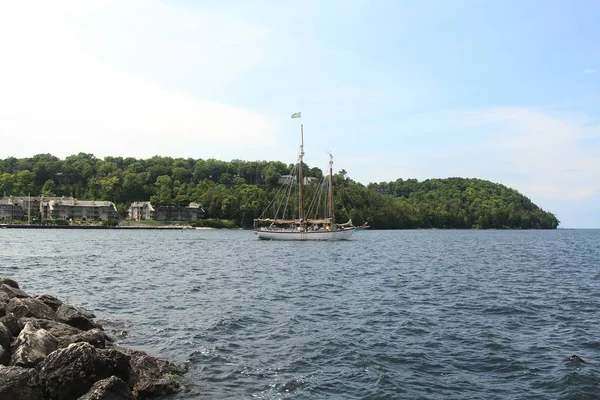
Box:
0;277;186;399
1;153;559;229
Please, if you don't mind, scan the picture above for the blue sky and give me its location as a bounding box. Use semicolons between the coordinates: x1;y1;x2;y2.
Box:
0;0;598;227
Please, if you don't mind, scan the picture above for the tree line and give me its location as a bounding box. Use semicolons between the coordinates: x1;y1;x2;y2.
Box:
0;153;559;229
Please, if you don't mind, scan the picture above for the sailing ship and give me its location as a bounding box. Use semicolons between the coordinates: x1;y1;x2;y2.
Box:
253;113;356;240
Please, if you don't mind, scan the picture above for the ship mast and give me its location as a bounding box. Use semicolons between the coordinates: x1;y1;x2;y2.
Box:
298;124;304;223
329;154;334;224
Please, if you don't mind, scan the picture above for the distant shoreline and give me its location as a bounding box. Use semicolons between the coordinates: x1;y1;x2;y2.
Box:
0;224;194;230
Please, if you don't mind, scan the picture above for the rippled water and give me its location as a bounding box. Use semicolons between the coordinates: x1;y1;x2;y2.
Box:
1;228;599;399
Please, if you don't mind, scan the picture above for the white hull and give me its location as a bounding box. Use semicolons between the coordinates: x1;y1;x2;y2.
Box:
254;227;355;241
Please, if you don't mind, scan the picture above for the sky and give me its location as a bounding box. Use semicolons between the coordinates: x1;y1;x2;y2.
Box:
0;0;599;228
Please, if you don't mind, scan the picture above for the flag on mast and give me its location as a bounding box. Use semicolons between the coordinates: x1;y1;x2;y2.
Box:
291;112;301;118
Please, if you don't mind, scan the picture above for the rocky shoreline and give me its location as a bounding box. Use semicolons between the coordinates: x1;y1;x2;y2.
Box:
0;277;187;399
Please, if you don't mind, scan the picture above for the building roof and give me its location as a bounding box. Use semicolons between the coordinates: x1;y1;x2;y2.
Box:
128;201;155;211
75;201;116;207
48;199;117;209
0;198;22;206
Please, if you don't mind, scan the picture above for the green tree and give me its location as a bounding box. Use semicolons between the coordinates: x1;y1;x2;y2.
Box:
98;176;122;202
41;180;57;196
15;170;36;195
151;175;173;205
0;173;16;195
264;165;280;187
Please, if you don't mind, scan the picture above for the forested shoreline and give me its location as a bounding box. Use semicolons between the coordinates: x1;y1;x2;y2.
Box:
0;153;559;229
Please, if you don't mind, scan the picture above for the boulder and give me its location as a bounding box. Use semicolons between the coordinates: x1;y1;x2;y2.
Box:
96;348;132;385
78;306;96;320
10;322;58;368
6;298;57;321
61;328;107;349
0;365;42;400
0;346;9;366
1;313;21;336
0;284;31;299
0;322;13;351
78;376;134;400
18;318;109;349
57;304;95;331
19;318;82;337
34;294;63;311
0;323;12;365
0;277;20;289
0;291;10;317
38;342;131;400
116;347;186;399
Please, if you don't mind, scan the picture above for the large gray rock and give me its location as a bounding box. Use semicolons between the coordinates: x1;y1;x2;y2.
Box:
10;322;58;368
34;294;63;311
0;322;12;351
116;346;186;399
57;304;95;331
0;284;31;299
0;291;10;317
6;297;57;321
0;277;20;289
60;328;107;349
19;318;82;338
0;346;9;366
38;342;131;400
97;348;132;384
0;323;12;365
0;365;42;400
78;306;96;320
78;376;134;400
1;313;21;336
18;318;108;349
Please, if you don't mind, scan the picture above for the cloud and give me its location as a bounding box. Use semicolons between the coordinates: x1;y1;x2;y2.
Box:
350;107;599;207
0;1;280;160
583;69;596;74
452;108;600;200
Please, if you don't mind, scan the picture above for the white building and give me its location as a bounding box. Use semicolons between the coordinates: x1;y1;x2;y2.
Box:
128;201;155;220
46;198;117;221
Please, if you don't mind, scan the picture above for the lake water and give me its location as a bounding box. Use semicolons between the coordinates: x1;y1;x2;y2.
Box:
1;228;599;399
